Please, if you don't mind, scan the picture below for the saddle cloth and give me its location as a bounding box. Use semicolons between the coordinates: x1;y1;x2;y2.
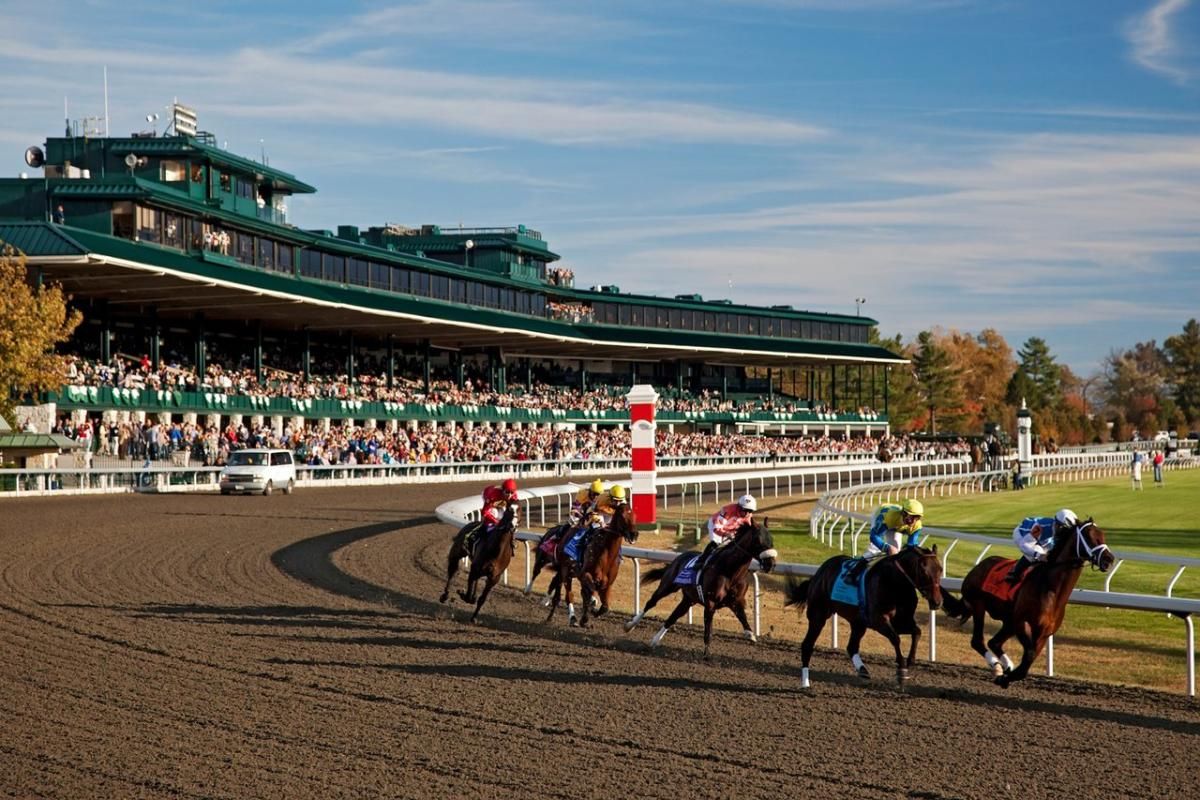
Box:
982;559;1027;603
831;558;877;614
563;529;588;562
673;554;703;587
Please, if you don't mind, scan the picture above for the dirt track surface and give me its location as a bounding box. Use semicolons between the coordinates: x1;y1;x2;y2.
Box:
1;485;1196;800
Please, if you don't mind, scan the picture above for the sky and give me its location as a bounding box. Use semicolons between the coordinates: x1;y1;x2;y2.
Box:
2;0;1199;375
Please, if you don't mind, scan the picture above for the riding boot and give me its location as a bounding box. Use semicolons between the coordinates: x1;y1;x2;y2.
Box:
1005;558;1030;585
695;541;717;581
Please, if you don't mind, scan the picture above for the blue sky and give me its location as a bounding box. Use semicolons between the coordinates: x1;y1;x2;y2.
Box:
3;0;1199;375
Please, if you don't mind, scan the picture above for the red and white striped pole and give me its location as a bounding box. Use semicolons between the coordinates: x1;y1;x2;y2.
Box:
626;384;658;526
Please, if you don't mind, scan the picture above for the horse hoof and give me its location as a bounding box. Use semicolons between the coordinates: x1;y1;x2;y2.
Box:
595;605;609;617
743;630;758;643
569;616;578;627
438;592;448;604
897;669;909;685
457;590;471;603
856;666;870;679
994;674;1011;688
623;619;638;632
542;597;553;608
991;663;1004;677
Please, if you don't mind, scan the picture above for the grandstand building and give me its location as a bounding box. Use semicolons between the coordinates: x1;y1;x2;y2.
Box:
1;108;904;437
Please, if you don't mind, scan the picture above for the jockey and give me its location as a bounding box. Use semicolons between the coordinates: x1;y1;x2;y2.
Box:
566;483;627;563
696;494;757;575
846;499;924;581
467;478;519;550
569;478;606;526
1006;508;1075;584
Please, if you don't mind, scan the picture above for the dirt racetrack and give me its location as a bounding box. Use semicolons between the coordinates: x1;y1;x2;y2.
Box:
1;483;1196;800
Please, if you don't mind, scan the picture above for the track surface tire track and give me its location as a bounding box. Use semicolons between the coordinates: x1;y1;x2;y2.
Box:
0;484;1195;799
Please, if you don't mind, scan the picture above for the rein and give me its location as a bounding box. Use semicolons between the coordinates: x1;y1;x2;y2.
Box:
1074;522;1109;568
891;552;939;599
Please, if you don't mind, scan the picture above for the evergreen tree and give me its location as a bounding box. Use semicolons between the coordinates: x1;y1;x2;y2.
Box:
1164;319;1200;425
1007;337;1062;411
912;330;964;434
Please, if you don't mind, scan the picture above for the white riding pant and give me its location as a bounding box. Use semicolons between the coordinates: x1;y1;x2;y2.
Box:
1013;531;1047;561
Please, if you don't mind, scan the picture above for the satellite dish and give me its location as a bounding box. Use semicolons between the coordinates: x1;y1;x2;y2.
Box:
24;146;44;168
124;153;138;168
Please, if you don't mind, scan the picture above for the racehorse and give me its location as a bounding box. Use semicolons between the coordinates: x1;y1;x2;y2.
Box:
959;517;1114;687
524;520;572;601
784;545;958;688
438;504;518;623
544;503;638;627
624;518;777;659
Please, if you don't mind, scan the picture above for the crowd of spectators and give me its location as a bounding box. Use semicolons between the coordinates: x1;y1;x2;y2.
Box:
546;301;594;323
60;354;876;418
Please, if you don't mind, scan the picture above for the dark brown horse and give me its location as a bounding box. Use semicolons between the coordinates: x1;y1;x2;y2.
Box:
960;518;1114;687
624;518;777;659
545;503;638;627
438;504;518;623
524;520;573;602
784;546;957;688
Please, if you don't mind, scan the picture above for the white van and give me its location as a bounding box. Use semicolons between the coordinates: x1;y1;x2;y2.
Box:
219;448;296;495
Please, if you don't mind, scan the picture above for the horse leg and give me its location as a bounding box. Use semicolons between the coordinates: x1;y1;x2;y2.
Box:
892;613;921;669
996;626;1043;688
799;605;830;689
565;573;579;627
470;574;497;624
625;579;676;632
577;573;595;628
872;618;909;686
730;598;757;643
968;604;1004;676
543;571;560;607
649;596;693;649
525;552;545;595
440;543;463;604
702;603;717;661
596;574;612;617
847;622;871;679
987;620;1018;678
544;566;565;623
458;561;480;604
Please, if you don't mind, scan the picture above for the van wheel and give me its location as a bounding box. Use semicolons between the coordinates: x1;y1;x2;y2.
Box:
263;480;274;497
284;479;294;495
220;488;231;496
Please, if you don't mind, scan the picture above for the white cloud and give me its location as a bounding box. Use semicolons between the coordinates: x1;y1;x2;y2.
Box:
1124;0;1195;85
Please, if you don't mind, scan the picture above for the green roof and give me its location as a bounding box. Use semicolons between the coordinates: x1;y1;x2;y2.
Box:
0;222;86;256
101;137;315;194
0;433;81;450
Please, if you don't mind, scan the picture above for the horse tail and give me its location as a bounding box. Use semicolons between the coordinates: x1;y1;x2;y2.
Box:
938;588;972;622
783;576;811;612
642;565;668;584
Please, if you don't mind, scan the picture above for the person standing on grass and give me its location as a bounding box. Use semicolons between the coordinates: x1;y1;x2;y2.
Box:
1131;450;1144;491
1152;450;1165;487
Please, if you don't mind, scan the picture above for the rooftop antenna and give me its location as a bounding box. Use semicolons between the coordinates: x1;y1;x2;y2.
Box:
64;96;69;136
146;112;159;136
103;66;109;136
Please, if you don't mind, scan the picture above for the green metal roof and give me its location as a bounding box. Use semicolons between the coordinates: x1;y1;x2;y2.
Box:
0;433;81;450
0;222;86;256
101;136;316;194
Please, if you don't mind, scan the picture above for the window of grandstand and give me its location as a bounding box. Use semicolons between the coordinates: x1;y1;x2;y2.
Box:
324;254;346;283
162;212;184;250
276;243;294;274
258;237;275;270
300;248;321;279
235;178;255;199
236;231;254;265
219;171;231;193
136;206;160;244
160;160;186;182
348;258;369;287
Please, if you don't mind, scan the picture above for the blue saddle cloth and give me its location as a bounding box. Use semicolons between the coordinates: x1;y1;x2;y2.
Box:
831;559;868;610
673;554;703;586
564;529;587;562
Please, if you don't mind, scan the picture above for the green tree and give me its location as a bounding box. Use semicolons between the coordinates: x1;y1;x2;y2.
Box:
0;243;82;420
1007;337;1062;411
868;328;922;432
912;330;964;434
1102;341;1169;433
1164;319;1200;425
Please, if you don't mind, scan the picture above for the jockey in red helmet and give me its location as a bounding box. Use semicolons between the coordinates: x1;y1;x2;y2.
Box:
468;478;520;551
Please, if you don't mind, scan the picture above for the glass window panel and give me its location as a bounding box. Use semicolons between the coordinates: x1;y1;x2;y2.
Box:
324;254;345;282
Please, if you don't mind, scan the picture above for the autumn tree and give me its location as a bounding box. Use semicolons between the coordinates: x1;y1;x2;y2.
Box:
0;243;82;419
1102;341;1169;433
934;326;1014;431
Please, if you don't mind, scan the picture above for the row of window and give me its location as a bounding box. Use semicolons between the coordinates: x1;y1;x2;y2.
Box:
590;302;867;343
118;202;862;344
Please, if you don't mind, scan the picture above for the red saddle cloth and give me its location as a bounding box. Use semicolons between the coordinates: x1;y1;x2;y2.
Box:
539;533;562;558
981;559;1027;603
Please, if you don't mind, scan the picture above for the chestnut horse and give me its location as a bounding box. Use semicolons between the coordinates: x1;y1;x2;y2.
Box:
784;546;959;688
438;504;518;623
624;518;777;659
545;504;638;627
960;517;1114;687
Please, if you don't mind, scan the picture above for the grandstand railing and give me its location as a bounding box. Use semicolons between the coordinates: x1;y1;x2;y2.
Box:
0;450;894;497
47;385;887;427
437;455;1200;695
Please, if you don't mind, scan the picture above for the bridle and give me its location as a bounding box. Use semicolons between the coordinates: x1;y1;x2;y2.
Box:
891;549;940;601
1073;522;1110;569
727;523;776;563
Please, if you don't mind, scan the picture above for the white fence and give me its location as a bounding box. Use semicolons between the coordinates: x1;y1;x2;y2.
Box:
438;455;1200;695
0;450;889;497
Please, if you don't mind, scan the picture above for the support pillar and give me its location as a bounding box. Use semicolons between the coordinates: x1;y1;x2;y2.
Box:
829;364;837;411
150;318;161;372
768;368;774;404
302;329;311;379
254;322;264;385
883;366;890;416
194;314;206;379
580;363;588;394
100;302;112;363
455;354;465;390
422;339;431;393
346;333;355;384
386;336;395;390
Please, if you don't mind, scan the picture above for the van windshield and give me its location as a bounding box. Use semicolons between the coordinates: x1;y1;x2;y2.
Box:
227;452;266;467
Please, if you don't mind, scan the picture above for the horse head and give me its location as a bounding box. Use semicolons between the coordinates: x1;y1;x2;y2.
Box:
898;544;943;610
1071;518;1115;572
737;516;777;573
614;502;639;544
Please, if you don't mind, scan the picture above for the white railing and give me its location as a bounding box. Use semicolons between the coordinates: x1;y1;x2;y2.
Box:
437;455;1200;695
0;450;893;497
